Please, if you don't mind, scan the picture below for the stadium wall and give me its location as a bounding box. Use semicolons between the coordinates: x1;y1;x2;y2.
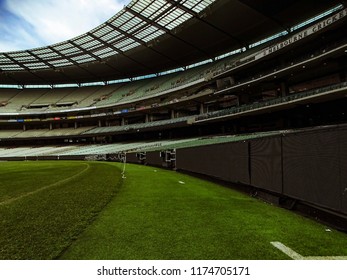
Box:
250;137;283;194
176;141;250;185
282;127;346;213
174;126;347;216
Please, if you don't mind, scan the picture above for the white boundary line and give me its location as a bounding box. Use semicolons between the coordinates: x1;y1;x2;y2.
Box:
0;163;90;206
271;241;347;260
271;242;304;260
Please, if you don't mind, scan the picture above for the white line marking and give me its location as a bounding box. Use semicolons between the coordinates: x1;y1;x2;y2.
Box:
270;242;304;260
271;241;347;260
304;256;347;260
0;163;90;206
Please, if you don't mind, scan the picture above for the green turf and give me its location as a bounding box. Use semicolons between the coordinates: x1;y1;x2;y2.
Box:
0;161;87;204
61;163;347;260
0;161;122;260
1;161;347;260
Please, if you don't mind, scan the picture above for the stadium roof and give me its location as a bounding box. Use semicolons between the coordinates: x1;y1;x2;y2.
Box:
0;0;343;86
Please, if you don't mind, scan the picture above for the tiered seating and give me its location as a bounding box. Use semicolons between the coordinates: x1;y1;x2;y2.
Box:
0;126;96;139
0;89;20;112
52;87;97;109
0;47;256;115
0;37;283;116
40;126;95;137
95;79;150;107
94;70;207;108
29;88;75;107
15;129;49;138
41;145;82;155
16;146;58;156
0;130;285;158
0;146;76;157
84;116;189;135
5;89;48;111
0;147;32;157
0;130;23;139
57;141;167;155
58;144;118;155
75;85;122;108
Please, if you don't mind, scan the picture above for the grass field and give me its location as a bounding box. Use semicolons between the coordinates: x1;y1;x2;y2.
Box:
1;161;347;260
0;161;121;259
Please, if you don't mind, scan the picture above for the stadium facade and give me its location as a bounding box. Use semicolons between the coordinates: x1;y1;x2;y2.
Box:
0;0;347;227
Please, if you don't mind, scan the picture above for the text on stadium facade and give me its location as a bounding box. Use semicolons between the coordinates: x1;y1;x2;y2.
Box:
255;8;347;60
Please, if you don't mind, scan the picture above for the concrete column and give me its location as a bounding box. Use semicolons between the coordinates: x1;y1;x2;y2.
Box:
199;103;205;114
280;82;288;97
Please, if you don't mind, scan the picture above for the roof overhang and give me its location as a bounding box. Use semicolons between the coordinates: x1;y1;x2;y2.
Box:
0;0;343;85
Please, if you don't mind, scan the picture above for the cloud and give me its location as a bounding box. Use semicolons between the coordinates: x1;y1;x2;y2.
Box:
0;0;128;52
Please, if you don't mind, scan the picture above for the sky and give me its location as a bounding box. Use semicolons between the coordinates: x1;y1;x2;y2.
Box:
0;0;130;52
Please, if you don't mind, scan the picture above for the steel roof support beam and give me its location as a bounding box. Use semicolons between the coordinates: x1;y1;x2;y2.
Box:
48;46;99;83
3;53;49;84
27;50;77;82
125;6;213;60
68;41;103;62
166;0;245;47
3;53;30;71
104;22;181;65
105;22;148;48
87;32;154;73
26;50;56;69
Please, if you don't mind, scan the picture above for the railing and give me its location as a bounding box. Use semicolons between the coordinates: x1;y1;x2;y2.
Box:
195;81;347;122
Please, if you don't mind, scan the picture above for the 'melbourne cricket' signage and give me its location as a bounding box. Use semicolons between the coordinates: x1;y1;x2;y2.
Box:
255;8;347;60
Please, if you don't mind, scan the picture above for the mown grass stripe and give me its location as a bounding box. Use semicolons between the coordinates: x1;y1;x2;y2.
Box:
0;161;122;260
61;163;347;260
2;161;347;260
0;163;90;206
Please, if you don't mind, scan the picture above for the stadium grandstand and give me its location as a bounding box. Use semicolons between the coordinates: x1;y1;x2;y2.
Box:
1;0;347;234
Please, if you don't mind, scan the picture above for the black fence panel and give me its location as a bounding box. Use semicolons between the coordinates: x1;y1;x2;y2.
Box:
283;129;341;211
176;141;250;184
0;157;26;161
339;126;347;214
25;156;38;161
250;137;283;193
57;155;84;161
146;151;163;167
126;153;138;164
